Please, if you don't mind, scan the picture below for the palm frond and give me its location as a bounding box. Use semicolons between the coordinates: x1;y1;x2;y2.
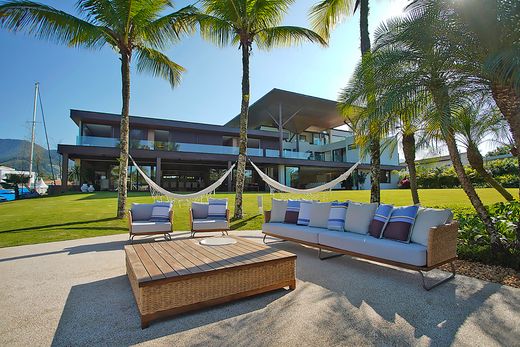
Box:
0;0;108;48
255;25;327;49
135;45;185;88
309;0;353;39
197;13;235;47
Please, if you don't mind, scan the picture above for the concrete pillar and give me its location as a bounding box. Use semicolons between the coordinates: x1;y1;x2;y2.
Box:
295;133;299;152
155;157;161;185
61;153;69;189
227;161;233;191
277;164;285;185
278;103;283;158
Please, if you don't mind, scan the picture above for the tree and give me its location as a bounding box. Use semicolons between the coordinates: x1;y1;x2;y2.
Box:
369;2;506;254
0;0;197;218
198;0;326;219
452;98;514;201
1;173;30;200
310;0;381;203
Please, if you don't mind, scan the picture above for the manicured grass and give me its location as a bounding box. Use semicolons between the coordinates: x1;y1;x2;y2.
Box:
0;188;515;248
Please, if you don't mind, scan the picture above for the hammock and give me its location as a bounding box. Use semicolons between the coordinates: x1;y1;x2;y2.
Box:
249;159;361;194
129;156;235;201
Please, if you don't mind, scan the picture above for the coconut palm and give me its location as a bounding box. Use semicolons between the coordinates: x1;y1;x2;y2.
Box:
0;0;197;218
452;98;514;201
310;0;382;203
198;0;326;219
369;4;506;254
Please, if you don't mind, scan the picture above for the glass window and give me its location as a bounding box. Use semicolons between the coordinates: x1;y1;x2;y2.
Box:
285;166;299;188
380;170;391;183
333;148;345;162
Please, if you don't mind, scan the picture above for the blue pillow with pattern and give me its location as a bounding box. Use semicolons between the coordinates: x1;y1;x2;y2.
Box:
368;204;393;238
327;201;349;231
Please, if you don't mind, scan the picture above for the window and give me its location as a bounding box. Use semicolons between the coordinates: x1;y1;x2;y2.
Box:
380;170;391;184
332;148;345;162
285;166;299;188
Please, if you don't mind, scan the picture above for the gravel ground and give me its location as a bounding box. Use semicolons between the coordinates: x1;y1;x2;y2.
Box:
440;260;520;288
0;230;519;347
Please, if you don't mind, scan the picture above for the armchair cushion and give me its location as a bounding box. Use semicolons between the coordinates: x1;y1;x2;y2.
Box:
150;203;171;222
131;221;171;234
130;203;154;221
191;202;209;219
192;218;229;231
208;198;228;220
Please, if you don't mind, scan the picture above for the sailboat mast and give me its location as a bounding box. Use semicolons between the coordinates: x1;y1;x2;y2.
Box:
29;82;39;189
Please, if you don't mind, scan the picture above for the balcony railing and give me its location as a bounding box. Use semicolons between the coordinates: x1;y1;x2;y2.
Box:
75;135;378;164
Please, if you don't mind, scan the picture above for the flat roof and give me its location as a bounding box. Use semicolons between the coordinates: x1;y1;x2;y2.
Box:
224;88;361;133
71;109;281;139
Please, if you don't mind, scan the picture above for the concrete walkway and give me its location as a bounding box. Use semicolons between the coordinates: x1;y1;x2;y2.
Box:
0;230;518;346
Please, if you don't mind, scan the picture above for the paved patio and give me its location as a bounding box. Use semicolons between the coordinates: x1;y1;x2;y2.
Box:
0;230;518;346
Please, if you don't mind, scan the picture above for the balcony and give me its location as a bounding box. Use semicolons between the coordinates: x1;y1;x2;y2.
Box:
74;136;377;164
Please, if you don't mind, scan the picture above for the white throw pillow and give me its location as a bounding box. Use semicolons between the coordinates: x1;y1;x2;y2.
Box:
297;201;313;225
308;202;332;229
270;199;288;223
410;208;453;246
344;202;378;234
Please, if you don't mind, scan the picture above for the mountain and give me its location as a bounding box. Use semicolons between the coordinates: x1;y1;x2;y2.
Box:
0;139;61;179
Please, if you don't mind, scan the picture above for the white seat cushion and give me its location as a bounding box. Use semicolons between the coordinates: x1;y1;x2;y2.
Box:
318;231;427;266
262;223;323;244
131;221;171;234
344;202;378;234
192;219;229;231
411;208;453;246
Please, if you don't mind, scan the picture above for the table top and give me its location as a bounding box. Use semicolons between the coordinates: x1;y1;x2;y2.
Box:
125;236;296;286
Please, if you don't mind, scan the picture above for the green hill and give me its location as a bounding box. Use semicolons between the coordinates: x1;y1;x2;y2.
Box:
0;139;61;179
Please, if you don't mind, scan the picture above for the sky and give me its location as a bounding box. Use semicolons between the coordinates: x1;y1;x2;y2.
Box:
0;0;409;152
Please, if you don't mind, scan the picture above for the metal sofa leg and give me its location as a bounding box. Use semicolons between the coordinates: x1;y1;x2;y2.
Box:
318;248;343;260
262;234;286;245
418;262;456;291
129;234;134;243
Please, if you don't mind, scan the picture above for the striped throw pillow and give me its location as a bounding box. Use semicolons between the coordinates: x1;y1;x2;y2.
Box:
297;201;313;226
368;204;393;238
383;205;420;242
208;198;228;220
327;201;348;231
150;202;171;222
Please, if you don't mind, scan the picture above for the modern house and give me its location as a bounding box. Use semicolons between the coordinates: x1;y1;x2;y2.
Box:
57;89;402;192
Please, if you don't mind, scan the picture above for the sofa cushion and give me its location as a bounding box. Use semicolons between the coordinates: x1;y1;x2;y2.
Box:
284;211;299;224
131;221;171;233
263;223;323;244
383;205;420;242
344;202;378;234
411;208;453;246
191;202;209;219
327;201;348;231
131;203;154;221
270;199;288;222
208;198;227;220
308;202;332;228
286;200;302;212
192;219;229;231
297;201;313;226
318;230;427;267
368;204;393;238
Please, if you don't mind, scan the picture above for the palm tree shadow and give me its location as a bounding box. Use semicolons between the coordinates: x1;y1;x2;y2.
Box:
230;214;261;230
0;217;122;233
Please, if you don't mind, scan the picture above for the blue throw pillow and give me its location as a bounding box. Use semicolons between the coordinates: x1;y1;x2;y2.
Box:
208;198;228;220
383;205;420;242
327;201;349;231
368;204;393;238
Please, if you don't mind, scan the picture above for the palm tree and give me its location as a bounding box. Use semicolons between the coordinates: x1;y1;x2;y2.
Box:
310;0;381;203
369;4;506;254
198;0;326;219
0;0;197;218
452;98;514;201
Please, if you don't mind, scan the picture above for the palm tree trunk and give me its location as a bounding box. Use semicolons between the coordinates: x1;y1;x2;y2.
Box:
117;52;131;219
402;132;420;204
234;42;250;219
491;83;520;200
359;0;380;203
467;144;514;201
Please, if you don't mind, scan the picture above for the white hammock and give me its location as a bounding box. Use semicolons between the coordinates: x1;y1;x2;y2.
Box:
249;159;361;194
129;156;235;201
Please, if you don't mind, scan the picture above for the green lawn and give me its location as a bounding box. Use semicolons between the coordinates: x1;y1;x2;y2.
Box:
0;188;515;248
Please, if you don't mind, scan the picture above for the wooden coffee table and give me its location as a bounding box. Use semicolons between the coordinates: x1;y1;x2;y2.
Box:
125;236;296;328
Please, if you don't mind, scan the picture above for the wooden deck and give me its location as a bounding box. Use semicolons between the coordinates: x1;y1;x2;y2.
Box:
125;236;296;328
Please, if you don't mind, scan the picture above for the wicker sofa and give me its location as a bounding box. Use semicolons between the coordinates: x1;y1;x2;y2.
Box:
262;207;458;291
128;202;173;241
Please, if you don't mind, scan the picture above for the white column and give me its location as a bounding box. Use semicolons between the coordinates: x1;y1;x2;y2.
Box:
277;164;285;185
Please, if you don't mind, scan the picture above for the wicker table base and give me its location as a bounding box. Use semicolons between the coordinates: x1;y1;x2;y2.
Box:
125;236;296;328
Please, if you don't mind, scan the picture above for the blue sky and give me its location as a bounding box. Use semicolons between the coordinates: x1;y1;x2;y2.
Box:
0;0;408;150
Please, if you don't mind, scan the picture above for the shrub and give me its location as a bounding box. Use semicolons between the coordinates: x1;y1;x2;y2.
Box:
455;201;520;269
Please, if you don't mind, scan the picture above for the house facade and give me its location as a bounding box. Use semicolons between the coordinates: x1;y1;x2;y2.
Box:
57;89;402;192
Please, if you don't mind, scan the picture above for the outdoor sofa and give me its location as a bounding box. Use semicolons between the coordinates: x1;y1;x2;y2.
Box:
128;202;173;241
262;200;458;290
